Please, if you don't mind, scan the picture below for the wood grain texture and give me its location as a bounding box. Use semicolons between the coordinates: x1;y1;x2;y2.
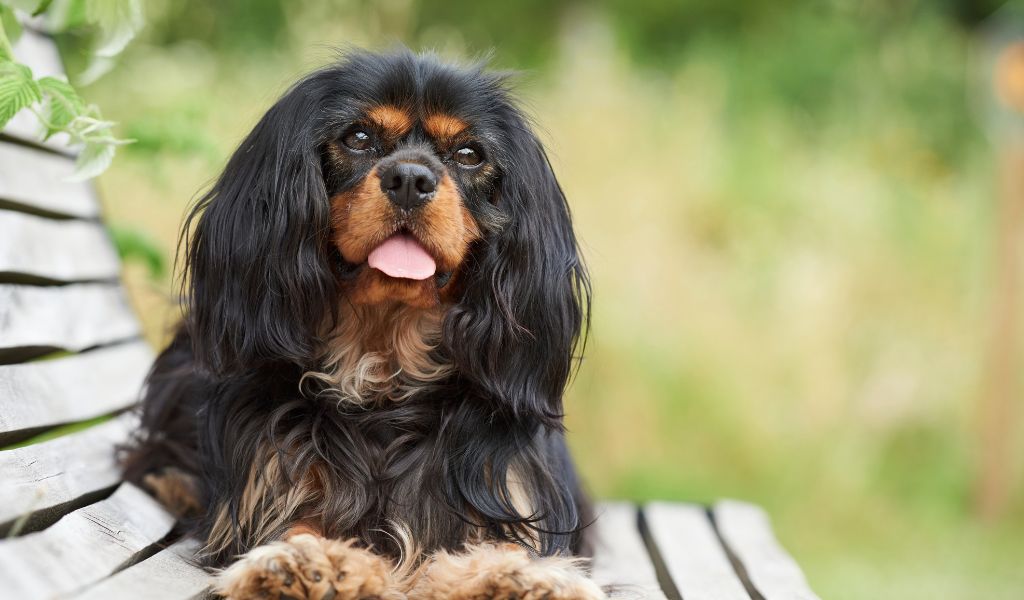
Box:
0;341;151;439
72;539;212;600
0;210;120;283
591;502;668;599
0;284;141;361
0;483;176;599
0;413;139;532
713;501;820;600
3;27;74;152
0;143;96;218
642;502;751;600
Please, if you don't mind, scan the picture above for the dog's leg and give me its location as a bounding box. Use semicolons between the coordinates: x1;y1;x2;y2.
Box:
409;542;605;600
142;467;202;518
214;529;405;600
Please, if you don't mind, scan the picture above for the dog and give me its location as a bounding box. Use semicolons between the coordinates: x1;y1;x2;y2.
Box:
122;49;603;599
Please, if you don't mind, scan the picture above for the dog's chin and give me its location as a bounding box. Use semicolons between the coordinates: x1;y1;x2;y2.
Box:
335;257;455;308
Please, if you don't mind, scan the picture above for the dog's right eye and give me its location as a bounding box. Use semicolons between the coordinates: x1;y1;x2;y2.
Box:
342;129;373;152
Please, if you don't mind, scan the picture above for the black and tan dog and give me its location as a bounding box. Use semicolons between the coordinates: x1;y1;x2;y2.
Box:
122;49;602;599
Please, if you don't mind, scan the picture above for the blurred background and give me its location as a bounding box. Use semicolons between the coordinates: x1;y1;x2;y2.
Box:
54;0;1024;597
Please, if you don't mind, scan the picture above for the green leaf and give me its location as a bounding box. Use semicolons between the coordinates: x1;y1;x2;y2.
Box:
31;0;53;17
76;53;113;85
0;5;23;58
3;0;45;12
0;62;41;129
85;0;142;57
70;138;115;181
37;75;84;137
41;0;89;32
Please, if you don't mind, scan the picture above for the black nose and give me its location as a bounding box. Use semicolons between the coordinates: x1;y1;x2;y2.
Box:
380;162;437;210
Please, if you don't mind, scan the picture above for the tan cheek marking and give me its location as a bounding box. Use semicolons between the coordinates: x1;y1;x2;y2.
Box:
424;114;469;142
416;175;481;270
330;170;395;263
367;105;414;138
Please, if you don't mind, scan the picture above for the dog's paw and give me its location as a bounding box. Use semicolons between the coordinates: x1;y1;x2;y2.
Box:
214;533;403;600
412;543;605;600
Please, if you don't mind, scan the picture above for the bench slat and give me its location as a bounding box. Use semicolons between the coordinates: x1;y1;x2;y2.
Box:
0;210;120;283
0;482;176;599
3;27;74;152
0;143;96;218
73;539;211;600
0;340;152;441
643;502;751;600
0;412;138;532
0;283;141;362
713;501;820;600
591;502;667;599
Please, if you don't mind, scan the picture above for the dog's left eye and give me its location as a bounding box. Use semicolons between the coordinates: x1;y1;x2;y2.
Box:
342;129;373;152
453;146;483;167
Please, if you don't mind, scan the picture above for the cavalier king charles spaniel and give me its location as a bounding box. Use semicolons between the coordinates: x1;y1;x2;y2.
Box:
122;49;604;599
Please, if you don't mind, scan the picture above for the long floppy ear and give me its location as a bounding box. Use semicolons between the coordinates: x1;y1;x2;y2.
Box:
445;111;591;427
182;78;336;376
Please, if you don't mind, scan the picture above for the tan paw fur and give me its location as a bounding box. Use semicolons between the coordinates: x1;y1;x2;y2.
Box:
410;543;605;600
214;534;404;599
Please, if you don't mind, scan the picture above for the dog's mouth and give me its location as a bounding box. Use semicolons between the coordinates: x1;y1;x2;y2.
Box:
334;232;454;289
367;233;436;280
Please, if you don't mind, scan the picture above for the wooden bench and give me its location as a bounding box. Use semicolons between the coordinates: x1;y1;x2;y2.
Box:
0;29;821;600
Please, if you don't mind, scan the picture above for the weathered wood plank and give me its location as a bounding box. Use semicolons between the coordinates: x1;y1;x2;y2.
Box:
0;210;120;283
0;143;96;218
642;502;750;600
591;502;668;599
0;284;140;362
0;483;176;599
3;27;75;152
73;539;211;600
713;501;820;600
0;341;151;441
0;412;138;533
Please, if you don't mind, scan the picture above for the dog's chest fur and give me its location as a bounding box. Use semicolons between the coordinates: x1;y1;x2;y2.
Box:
202;305;475;561
304;303;452;404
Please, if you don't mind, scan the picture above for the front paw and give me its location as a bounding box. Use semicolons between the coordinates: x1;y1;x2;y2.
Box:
214;534;403;600
413;543;605;600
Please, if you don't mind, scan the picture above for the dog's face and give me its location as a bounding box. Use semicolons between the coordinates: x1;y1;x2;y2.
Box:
184;50;589;424
325;102;493;308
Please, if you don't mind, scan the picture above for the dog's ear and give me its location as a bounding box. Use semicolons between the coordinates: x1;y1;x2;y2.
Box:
182;78;336;376
445;111;591;427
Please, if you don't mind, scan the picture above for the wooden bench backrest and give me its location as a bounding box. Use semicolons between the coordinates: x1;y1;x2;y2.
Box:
0;27;211;600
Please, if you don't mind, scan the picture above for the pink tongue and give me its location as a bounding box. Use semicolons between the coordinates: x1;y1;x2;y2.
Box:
367;234;436;280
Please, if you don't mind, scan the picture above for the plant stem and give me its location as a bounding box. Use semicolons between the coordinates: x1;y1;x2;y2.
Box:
0;12;15;60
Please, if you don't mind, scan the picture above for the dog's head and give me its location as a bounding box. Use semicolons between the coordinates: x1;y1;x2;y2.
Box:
184;50;589;421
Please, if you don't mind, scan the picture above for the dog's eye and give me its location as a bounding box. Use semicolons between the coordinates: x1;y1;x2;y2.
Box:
342;129;373;152
453;146;483;167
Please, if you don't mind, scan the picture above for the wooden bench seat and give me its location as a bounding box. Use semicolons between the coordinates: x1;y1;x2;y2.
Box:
0;27;820;600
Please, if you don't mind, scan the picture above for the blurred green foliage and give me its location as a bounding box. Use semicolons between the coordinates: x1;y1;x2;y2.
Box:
108;224;166;279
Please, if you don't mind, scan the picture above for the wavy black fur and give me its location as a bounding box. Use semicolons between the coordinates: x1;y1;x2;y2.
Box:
122;49;592;567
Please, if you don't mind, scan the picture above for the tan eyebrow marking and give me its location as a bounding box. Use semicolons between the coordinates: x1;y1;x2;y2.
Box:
424;114;469;141
366;105;414;137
